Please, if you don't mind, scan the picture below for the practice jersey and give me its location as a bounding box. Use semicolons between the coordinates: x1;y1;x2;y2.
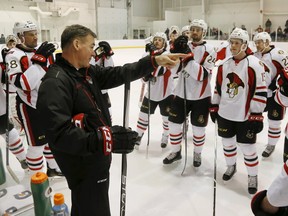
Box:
215;40;254;65
173;41;216;100
267;160;288;207
212;55;267;122
5;45;48;108
254;46;288;97
143;51;175;101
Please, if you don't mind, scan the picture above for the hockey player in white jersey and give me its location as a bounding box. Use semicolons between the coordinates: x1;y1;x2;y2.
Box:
0;56;27;169
254;32;288;158
90;41;115;120
135;32;175;149
181;25;191;40
163;19;216;167
251;73;288;214
5;21;62;177
1;35;23;134
167;25;180;52
210;28;267;194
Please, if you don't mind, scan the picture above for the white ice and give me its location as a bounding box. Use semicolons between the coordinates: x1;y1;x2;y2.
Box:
0;43;287;216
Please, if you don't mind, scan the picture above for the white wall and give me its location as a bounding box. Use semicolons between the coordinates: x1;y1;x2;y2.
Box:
0;0;287;41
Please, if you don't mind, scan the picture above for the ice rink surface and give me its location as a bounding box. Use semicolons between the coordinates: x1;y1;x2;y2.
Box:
0;41;288;216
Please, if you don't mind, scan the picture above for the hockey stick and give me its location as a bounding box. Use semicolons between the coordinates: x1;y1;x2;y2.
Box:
146;80;151;159
181;73;188;176
5;73;20;184
138;82;145;107
120;72;131;216
213;120;218;216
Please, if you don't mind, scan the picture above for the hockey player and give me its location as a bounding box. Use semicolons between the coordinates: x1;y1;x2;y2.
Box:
163;19;216;167
251;74;288;215
2;35;23;134
5;21;62;177
167;25;180;51
253;32;288;158
210;28;267;194
215;27;254;64
36;24;184;215
90;41;115;119
181;25;191;40
0;53;27;170
135;32;174;149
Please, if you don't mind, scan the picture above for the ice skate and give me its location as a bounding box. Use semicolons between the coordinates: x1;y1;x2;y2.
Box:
262;144;275;158
160;134;168;148
248;175;258;194
193;152;201;167
134;135;143;150
222;164;236;181
47;167;64;178
163;151;182;164
18;159;28;170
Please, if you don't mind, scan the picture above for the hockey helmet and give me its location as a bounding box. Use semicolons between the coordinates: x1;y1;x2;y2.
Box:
169;26;180;36
181;25;190;35
5;35;17;45
229;27;249;43
153;32;167;43
13;21;38;37
190;19;208;32
253;32;271;43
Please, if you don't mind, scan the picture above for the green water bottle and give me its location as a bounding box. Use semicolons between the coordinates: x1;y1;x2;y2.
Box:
0;148;6;185
31;172;52;216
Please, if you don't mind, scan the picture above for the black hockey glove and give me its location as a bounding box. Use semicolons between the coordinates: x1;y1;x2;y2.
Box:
277;69;288;96
209;104;219;123
72;114;137;155
1;48;9;63
145;42;156;53
246;113;264;134
251;190;288;216
98;41;114;57
170;35;191;54
31;41;55;67
97;125;138;155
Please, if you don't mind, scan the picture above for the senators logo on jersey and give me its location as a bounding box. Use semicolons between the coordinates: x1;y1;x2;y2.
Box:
226;72;245;98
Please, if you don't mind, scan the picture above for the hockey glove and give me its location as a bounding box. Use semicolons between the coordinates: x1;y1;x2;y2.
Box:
98;41;114;57
97;125;138;155
209;104;219;123
277;69;288;96
170;35;191;54
247;113;264;134
31;41;56;67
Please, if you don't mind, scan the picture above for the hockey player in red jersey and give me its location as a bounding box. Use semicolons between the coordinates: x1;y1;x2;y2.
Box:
5;21;62;177
210;28;267;194
251;74;288;214
134;32;175;149
254;32;288;158
163;19;216;167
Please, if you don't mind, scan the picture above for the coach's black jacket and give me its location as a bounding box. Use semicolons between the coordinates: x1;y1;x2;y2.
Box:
37;55;155;189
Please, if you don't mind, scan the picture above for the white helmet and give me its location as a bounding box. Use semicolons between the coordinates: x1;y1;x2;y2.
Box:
253;32;271;43
181;25;190;35
229;27;249;43
169;25;180;36
13;21;37;37
153;32;167;43
5;35;17;45
190;19;208;32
